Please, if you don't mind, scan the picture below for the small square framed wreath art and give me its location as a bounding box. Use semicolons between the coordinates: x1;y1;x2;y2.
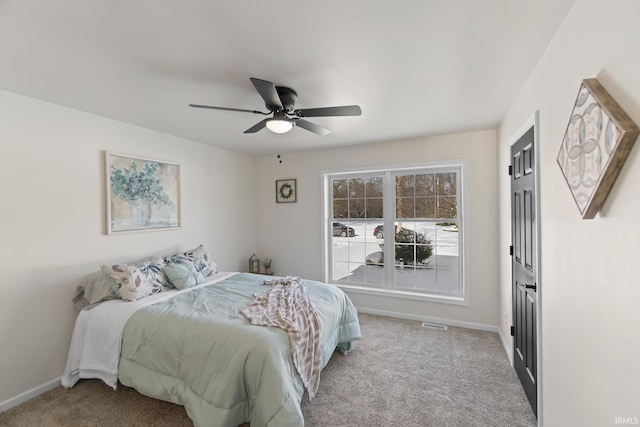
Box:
276;179;297;203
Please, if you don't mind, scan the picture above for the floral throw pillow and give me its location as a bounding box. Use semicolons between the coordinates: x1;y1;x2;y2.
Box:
167;245;218;278
101;257;167;301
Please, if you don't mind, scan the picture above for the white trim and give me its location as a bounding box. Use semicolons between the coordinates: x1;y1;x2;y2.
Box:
320;171;331;282
357;306;498;333
338;284;469;306
498;328;514;366
0;376;61;413
320;159;469;176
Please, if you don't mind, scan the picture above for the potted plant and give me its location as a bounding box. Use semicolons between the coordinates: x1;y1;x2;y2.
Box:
262;258;272;275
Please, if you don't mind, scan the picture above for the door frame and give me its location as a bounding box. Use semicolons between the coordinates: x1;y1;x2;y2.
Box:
509;111;542;424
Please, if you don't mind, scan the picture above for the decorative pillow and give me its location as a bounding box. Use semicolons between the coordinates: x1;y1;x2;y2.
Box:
167;245;218;278
140;255;172;289
101;256;167;301
164;259;205;290
72;271;120;310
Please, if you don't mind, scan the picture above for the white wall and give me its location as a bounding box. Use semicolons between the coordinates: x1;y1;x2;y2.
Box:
255;130;500;327
498;0;640;424
0;90;257;403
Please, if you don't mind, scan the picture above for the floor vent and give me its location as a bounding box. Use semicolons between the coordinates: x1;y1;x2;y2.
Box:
421;321;448;331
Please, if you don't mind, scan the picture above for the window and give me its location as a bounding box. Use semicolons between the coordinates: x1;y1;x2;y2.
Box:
323;163;466;303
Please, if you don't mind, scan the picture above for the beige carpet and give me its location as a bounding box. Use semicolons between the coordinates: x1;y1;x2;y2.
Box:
0;313;536;426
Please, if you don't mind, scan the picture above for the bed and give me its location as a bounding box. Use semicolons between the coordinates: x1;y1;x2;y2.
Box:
62;271;361;427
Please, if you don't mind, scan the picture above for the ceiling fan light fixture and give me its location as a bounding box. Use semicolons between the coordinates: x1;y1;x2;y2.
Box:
266;118;293;134
190;77;361;135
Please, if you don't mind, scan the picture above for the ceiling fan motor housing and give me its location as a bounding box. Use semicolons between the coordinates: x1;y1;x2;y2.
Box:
190;77;360;135
275;86;297;113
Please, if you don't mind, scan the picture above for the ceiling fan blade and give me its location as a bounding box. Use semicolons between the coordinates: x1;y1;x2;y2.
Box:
294;118;332;136
250;78;283;110
244;119;269;134
294;105;362;117
189;104;266;114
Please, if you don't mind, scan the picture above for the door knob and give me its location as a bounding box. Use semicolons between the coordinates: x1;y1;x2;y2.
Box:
523;283;537;291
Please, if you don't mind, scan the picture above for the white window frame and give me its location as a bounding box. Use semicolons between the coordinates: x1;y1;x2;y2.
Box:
321;161;469;306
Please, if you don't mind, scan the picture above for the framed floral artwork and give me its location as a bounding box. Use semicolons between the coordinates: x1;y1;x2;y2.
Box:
557;78;639;219
276;179;297;203
106;152;181;234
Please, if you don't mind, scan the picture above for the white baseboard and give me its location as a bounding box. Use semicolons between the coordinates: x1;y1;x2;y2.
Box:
0;377;61;413
356;306;499;333
498;328;513;366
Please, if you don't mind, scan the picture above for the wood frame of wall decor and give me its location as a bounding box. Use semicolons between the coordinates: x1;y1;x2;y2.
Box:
556;78;639;219
276;178;297;203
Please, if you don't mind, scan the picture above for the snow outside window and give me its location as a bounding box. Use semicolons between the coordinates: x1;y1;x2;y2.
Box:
323;163;465;302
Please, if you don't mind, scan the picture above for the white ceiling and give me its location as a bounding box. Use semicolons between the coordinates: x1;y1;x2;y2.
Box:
0;1;575;155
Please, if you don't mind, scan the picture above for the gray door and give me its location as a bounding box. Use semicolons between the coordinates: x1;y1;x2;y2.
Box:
511;125;538;415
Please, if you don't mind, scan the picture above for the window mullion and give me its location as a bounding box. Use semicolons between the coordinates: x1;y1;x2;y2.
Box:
383;171;395;289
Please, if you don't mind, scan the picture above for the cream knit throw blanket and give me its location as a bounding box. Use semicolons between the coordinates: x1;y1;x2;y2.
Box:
241;276;322;398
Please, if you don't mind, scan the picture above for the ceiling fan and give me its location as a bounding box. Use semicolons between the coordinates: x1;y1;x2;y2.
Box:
189;77;362;135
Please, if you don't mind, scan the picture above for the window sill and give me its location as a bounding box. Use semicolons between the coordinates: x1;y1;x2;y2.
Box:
334;283;469;306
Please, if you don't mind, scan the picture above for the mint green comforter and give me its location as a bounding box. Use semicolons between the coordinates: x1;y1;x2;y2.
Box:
118;273;361;427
